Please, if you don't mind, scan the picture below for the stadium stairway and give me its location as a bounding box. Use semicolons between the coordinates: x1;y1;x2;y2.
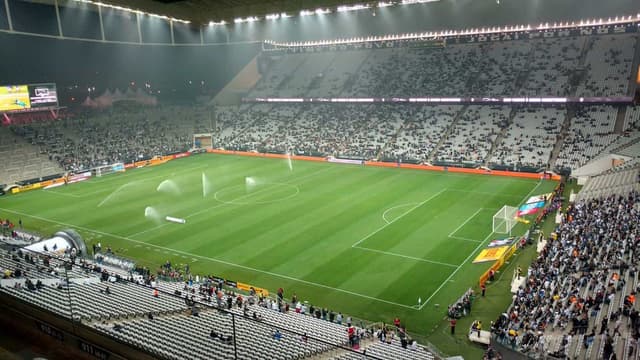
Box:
615;106;629;134
483;106;517;166
548;106;575;168
428;104;469;162
475;41;535;173
375;105;423;160
627;34;640;97
307;337;377;360
337;50;373;96
548;36;592;171
610;134;640;156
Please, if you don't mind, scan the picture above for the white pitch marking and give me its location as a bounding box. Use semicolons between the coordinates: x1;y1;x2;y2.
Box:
55;164;209;198
448;208;484;238
353;246;458;268
351;188;447;248
0;207;420;310
381;203;418;224
417;180;547;309
448;235;483;243
446;189;522;198
127;166;332;239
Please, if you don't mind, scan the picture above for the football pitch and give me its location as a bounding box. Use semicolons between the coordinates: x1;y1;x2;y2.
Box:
0;154;557;344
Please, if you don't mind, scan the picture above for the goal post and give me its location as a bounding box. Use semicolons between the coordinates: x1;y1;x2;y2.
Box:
91;163;125;177
493;205;518;235
193;133;213;150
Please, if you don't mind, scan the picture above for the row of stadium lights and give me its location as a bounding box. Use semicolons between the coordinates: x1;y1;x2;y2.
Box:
74;0;191;24
264;14;640;47
212;1;439;26
69;0;640;43
69;0;438;26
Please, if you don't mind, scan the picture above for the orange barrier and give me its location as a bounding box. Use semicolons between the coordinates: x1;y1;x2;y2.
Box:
128;157;171;169
364;161;561;180
11;177;67;194
208;149;561;180
207;149;326;162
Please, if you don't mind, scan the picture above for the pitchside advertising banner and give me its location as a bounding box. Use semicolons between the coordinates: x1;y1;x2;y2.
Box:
473;245;510;263
476;191;554;284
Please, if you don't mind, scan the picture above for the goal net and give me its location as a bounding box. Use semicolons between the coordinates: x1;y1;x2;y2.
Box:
92;163;125;177
193;133;213;150
493;205;518;234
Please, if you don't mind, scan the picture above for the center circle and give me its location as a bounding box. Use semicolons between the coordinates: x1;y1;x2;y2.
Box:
214;182;300;205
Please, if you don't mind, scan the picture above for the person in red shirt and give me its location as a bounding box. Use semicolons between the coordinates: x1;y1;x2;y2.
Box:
393;317;401;328
481;283;486;297
347;326;356;347
450;318;457;335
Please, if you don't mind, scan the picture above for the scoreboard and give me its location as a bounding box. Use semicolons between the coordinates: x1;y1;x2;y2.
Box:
0;83;58;112
29;83;58;108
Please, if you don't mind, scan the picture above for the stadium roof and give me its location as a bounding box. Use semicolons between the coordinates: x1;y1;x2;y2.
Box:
89;0;387;25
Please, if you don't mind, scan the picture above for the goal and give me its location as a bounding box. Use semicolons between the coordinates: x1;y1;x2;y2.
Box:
493;205;518;235
193;133;213;150
92;163;125;177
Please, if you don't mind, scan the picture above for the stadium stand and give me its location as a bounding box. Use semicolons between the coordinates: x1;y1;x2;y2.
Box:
576;165;640;201
493;107;564;168
0;245;440;360
435;106;509;165
3;20;640;360
556;106;620;171
10;106;202;172
575;35;637;97
0;127;63;185
519;37;583;97
383;105;460;162
1;32;635;178
491;189;640;359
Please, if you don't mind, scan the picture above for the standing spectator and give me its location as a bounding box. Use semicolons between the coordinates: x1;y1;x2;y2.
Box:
450;318;457;335
393;317;401;328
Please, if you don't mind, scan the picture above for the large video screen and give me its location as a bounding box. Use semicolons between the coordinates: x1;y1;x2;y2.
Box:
29;83;58;108
0;83;58;112
0;85;31;112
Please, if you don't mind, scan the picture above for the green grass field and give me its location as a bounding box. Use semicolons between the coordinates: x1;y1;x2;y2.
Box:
0;154;557;356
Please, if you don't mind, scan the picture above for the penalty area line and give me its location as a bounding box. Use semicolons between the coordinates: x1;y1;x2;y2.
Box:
447;208;484;238
0;207;419;310
416;179;547;310
418;229;494;310
352;246;458;268
381;203;418;225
